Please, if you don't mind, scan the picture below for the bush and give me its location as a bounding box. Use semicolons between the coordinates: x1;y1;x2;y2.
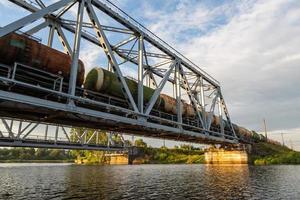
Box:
254;151;300;165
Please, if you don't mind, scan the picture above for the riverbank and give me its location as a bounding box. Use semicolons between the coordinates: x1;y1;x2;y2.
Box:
0;148;75;163
135;143;300;165
0;160;74;163
250;142;300;165
1;143;299;165
74;146;206;165
133;147;205;164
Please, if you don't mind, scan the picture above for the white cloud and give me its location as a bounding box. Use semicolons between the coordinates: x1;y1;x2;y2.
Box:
80;43;105;74
0;0;13;7
127;0;300;148
184;0;300;129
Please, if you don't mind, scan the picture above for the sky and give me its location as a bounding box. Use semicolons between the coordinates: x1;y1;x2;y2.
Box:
0;0;300;149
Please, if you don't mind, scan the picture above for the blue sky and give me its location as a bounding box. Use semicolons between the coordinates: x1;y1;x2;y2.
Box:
0;0;300;149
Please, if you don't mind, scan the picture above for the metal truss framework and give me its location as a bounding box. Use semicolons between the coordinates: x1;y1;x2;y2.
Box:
0;0;238;146
0;117;126;151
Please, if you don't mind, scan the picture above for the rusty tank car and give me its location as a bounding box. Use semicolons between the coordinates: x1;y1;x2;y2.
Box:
0;32;85;85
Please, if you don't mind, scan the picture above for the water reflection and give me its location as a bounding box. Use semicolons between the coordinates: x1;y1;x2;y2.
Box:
0;164;299;199
203;164;250;199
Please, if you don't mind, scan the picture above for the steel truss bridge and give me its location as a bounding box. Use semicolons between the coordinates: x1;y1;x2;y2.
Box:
0;0;238;151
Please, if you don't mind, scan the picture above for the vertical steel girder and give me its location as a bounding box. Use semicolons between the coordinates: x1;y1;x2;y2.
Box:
148;72;158;88
47;24;55;47
55;126;59;143
1;119;14;138
138;35;144;113
207;91;218;130
143;69;158;88
142;41;157;89
107;62;112;72
68;0;84;97
199;76;206;126
218;95;225;135
175;62;183;125
45;125;48;140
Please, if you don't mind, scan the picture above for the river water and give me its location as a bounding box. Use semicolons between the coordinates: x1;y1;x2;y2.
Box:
0;163;299;200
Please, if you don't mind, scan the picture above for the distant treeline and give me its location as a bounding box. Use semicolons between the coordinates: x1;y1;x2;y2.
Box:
74;138;205;165
0;148;75;161
124;139;205;164
137;145;205;164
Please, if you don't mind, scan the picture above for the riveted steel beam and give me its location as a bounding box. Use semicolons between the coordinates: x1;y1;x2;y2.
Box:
68;0;84;97
25;21;49;35
0;0;74;37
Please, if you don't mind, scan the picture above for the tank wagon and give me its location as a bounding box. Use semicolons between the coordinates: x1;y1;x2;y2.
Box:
84;67;196;118
0;33;85;85
0;32;265;143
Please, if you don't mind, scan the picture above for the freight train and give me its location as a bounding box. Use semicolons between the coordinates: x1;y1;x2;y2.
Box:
0;32;268;143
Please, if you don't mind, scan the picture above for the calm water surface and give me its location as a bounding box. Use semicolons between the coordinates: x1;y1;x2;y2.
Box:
0;163;299;199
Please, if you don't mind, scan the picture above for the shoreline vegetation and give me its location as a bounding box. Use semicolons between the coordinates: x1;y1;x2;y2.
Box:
0;139;299;165
0;148;75;163
250;142;300;165
74;143;205;165
133;146;205;164
0;160;73;163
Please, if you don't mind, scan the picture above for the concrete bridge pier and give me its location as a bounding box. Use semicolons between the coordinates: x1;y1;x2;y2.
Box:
204;145;250;164
128;147;144;164
103;147;144;165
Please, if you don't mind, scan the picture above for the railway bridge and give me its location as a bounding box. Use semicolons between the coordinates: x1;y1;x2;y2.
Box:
0;0;240;151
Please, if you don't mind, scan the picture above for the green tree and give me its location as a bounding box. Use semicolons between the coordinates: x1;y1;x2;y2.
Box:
35;148;48;159
70;128;113;164
134;139;147;148
124;139;132;147
49;149;63;160
180;144;193;150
